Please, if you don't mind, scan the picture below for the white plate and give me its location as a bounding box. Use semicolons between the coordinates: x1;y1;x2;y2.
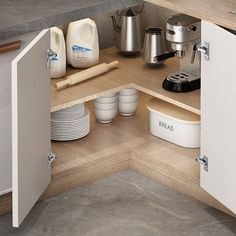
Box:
51;108;90;141
51;103;85;121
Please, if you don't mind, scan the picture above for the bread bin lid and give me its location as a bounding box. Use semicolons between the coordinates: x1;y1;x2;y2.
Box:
147;98;200;124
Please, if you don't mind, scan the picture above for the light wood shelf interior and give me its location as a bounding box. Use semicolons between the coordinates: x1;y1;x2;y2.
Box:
1;93;233;217
145;0;236;31
51;47;200;115
49;93;201;198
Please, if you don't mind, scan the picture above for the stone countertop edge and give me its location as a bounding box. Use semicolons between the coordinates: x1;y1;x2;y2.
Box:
0;0;143;41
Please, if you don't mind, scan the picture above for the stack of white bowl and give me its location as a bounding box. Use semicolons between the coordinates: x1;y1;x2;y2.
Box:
51;103;90;141
118;88;139;116
93;93;118;123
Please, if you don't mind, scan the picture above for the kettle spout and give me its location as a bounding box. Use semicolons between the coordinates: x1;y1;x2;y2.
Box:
111;16;120;32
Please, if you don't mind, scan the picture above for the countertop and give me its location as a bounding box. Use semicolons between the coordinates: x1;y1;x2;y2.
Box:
146;0;236;31
0;0;143;41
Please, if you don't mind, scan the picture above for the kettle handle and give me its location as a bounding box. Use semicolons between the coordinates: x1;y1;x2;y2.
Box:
117;3;144;16
133;3;144;14
111;15;121;32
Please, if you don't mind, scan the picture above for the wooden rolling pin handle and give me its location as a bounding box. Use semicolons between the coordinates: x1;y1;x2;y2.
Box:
107;60;119;70
55;60;119;90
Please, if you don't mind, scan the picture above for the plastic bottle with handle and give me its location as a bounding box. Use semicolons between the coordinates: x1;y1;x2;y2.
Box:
66;18;99;68
50;27;66;79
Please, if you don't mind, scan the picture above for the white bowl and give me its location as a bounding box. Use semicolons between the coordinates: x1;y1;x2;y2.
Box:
119;94;139;103
93;101;117;110
119;88;138;96
95;95;118;104
94;108;117;123
118;102;138;116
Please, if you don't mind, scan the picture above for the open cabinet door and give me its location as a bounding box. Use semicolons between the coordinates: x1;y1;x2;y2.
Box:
200;21;236;213
11;29;51;227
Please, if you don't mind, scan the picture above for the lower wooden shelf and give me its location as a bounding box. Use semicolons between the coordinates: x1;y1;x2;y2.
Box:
0;93;233;217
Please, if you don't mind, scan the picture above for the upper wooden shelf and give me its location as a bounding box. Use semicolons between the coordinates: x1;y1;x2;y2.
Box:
145;0;236;31
51;47;200;115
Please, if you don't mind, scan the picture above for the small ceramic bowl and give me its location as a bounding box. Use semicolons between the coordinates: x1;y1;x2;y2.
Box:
93;101;117;110
94;108;117;123
118;102;138;117
118;94;139;103
119;88;138;96
95;95;118;104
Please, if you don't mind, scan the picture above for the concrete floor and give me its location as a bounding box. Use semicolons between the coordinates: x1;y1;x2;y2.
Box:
1;170;236;236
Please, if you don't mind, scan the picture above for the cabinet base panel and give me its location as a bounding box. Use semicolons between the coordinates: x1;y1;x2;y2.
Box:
0;93;234;218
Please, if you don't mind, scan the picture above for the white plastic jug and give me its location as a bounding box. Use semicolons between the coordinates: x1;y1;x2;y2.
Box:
66;18;99;68
50;27;66;78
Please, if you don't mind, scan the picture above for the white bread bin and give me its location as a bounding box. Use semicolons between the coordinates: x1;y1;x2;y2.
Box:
147;98;200;148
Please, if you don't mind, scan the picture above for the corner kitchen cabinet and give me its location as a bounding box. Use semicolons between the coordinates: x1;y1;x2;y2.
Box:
1;19;236;227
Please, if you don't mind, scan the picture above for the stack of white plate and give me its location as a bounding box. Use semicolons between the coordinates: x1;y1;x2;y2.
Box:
93;93;118;123
118;88;139;116
51;103;90;141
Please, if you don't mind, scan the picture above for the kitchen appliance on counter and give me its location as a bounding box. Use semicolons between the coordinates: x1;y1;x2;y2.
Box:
154;14;201;93
143;27;166;66
111;7;142;55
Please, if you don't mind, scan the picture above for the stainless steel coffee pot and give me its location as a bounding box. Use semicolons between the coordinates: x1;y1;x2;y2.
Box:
143;27;166;65
111;8;142;55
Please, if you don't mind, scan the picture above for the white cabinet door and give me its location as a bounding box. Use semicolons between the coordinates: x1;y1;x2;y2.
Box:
201;21;236;213
11;29;51;227
0;32;38;196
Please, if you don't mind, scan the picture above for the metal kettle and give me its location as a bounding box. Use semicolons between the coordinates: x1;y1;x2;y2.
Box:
111;8;142;55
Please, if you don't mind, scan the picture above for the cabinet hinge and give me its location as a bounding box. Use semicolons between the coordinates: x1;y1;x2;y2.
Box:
197;42;209;61
196;155;208;172
48;153;56;167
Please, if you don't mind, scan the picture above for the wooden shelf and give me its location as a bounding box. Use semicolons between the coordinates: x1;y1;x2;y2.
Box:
145;0;236;31
48;93;201;197
51;47;200;115
1;93;233;217
48;93;231;216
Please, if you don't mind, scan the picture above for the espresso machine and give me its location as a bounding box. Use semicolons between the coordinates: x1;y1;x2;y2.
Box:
154;14;201;93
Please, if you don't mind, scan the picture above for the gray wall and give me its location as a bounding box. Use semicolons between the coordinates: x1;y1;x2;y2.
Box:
141;2;177;31
94;2;177;49
62;2;178;50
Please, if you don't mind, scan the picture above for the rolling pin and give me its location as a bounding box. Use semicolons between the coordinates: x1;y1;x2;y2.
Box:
55;60;119;90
